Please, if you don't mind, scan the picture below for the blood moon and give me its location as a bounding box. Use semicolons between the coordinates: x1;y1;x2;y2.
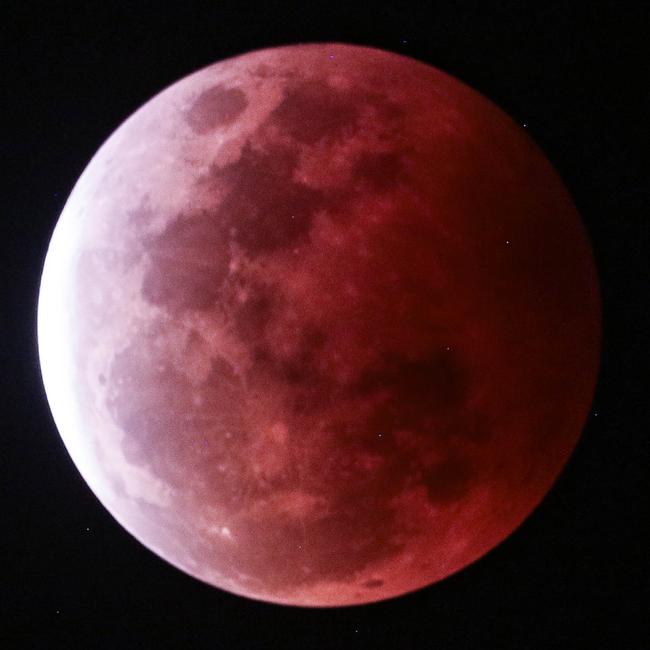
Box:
38;44;600;606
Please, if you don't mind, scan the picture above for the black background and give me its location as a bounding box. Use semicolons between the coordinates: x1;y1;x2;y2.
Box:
2;1;647;648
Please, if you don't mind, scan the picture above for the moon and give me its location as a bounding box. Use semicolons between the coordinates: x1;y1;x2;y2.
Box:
38;43;600;606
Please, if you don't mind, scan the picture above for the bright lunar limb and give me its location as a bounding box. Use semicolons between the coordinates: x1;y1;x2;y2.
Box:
38;43;601;606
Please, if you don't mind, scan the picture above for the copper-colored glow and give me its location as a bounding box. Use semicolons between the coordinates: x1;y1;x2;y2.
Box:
38;44;600;606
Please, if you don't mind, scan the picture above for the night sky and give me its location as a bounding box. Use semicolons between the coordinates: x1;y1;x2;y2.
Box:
3;2;646;648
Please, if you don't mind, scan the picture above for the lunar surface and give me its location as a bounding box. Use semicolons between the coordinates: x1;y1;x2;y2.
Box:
38;44;601;606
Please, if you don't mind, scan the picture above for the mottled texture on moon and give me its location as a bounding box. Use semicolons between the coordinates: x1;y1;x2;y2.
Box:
38;44;601;606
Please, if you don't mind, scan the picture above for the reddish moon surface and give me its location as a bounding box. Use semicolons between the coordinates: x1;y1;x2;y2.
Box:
38;44;600;606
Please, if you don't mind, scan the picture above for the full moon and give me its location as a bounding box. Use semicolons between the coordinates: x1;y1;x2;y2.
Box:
38;44;600;606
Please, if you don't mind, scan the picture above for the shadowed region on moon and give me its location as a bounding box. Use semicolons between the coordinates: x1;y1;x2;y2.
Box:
185;85;249;134
37;43;601;606
210;141;325;255
140;209;233;312
269;80;363;144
